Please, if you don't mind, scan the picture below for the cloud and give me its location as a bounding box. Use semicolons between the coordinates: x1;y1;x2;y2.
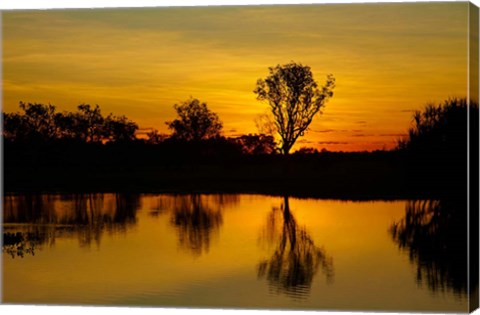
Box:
318;141;349;145
378;133;406;137
312;129;335;133
352;134;369;137
311;129;356;133
297;139;313;144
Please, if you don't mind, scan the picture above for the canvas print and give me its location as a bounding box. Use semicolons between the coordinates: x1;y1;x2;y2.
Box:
1;1;479;313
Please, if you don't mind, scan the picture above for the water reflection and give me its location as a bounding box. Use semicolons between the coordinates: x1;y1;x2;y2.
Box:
3;230;44;258
257;196;334;298
3;193;240;258
158;194;238;256
2;193;141;257
390;198;474;296
170;195;223;256
2;194;471;310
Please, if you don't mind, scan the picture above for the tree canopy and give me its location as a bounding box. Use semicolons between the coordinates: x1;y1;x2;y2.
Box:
396;98;479;194
254;62;335;155
166;98;223;141
2;102;138;143
397;98;477;154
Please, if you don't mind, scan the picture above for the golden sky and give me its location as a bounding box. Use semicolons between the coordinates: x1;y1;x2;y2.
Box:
2;2;470;151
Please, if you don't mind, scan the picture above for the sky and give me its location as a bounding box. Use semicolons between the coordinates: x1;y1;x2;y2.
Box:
1;2;472;151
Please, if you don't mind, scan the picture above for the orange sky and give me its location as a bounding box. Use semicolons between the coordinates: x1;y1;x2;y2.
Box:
2;2;471;151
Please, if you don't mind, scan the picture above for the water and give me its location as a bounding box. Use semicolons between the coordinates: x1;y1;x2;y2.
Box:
2;193;469;312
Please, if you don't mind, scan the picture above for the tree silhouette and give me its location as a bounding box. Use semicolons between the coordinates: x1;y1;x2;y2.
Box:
104;114;138;142
145;129;167;144
254;112;277;137
166;98;223;141
54;111;80;140
74;104;105;143
2;102;138;144
235;134;277;155
257;196;333;298
396;98;478;193
397;98;476;154
3;102;57;141
254;62;335;154
2;111;27;142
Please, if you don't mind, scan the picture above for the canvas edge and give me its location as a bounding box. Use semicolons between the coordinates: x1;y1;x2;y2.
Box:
0;1;479;315
0;8;5;306
469;1;480;313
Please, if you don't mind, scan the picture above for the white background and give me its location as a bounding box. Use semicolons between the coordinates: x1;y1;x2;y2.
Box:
0;0;479;315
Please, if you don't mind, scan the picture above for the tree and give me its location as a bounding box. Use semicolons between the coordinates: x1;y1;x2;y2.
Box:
2;102;139;144
254;62;335;155
294;147;319;155
2;111;27;142
166;98;223;141
2;102;58;142
396;98;479;193
54;111;79;140
104;114;138;142
145;129;168;144
254;112;277;137
235;134;277;155
397;98;476;153
75;104;105;143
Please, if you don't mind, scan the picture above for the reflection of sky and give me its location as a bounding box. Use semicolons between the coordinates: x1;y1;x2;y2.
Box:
2;3;469;151
2;195;467;311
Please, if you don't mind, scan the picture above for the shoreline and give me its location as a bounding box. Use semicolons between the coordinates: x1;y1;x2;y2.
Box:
3;173;460;201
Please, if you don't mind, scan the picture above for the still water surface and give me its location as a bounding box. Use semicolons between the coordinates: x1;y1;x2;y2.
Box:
2;194;468;311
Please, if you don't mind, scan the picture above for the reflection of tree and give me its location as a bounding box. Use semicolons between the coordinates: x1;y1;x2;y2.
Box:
170;195;224;256
72;193;140;247
148;194;238;256
2;193;141;256
3;194;57;224
390;198;475;296
257;196;333;298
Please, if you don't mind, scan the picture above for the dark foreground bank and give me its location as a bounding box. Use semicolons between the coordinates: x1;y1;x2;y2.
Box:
2;141;469;200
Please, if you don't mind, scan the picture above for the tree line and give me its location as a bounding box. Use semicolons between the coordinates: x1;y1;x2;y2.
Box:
2;62;479;198
3;61;477;156
2;100;279;156
2;62;337;156
3;95;476;157
2;102;138;144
